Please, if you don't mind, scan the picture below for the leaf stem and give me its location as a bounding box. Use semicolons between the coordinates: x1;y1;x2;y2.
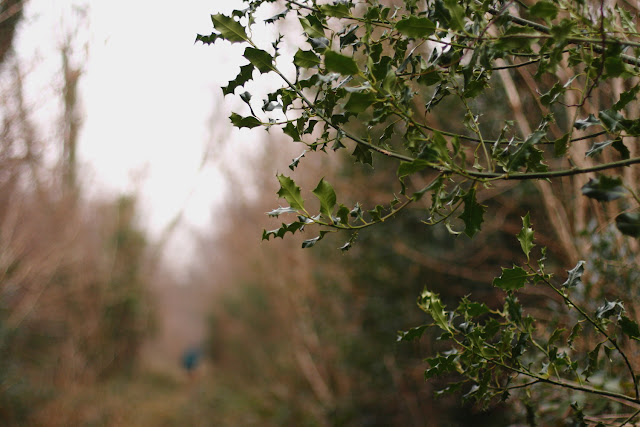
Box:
463;157;640;181
452;334;640;405
620;407;640;427
534;266;640;400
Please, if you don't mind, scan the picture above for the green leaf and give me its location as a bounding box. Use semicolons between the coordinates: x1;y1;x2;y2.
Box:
276;175;305;210
398;159;430;179
457;298;489;317
302;231;329;248
336;204;350;224
517;213;535;261
324;50;360;75
417;290;452;333
229;112;261;129
613;85;640;111
293;49;321;69
613;139;631;159
616;212;640;237
599;109;626;132
583;343;601;380
395;16;436;38
581;175;627;201
368;205;384;222
211;14;249;43
283;122;301;142
412;176;442;201
195;33;220;45
442;0;465;31
619;315;640;339
397;325;429;342
344;91;376;113
585;139;621;158
309;37;329;52
595;300;624;319
222;64;255;96
553;133;569;157
289;151;306;170
262;221;305;240
493;266;529;291
505;294;522;323
266;206;298;217
506;130;547;172
529;1;558;20
265;9;288;24
352;144;372;165
540;82;564;106
459;187;486;238
574;114;600;130
568;322;583;349
562;260;585;288
312;178;337;219
243;47;274;73
495;26;539;51
318;3;351;18
547;328;565;348
604;56;626;77
299;15;325;39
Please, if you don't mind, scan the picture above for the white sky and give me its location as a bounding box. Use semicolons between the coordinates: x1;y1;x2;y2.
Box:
81;0;245;232
15;0;259;263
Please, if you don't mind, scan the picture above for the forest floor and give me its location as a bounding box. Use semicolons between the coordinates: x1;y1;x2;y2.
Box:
36;363;217;427
43;269;221;426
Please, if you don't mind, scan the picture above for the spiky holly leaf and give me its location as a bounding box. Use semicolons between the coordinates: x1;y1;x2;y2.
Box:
562;260;585;287
318;3;351;18
493;266;529;291
299;15;325;39
229;113;261;129
573;114;600;130
397;325;429;342
459;187;486;238
222;64;254;96
620;315;640;340
336;204;350;225
616;212;640;237
417;290;452;333
395;16;436;38
312;178;337;219
262;221;305;240
598;109;626;132
266;206;298;217
210;14;249;43
353;144;372;165
595;300;624;319
244;47;274;73
581;175;627;201
517;213;535;261
324;50;359;75
529;1;558;19
344;91;376;113
302;230;329;248
293;49;321;69
276;175;305;210
506;130;547;172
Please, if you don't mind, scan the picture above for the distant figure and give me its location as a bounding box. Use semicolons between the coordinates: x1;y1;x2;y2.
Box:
181;346;202;379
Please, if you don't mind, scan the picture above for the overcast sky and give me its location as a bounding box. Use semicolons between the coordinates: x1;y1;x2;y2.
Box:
15;0;259;263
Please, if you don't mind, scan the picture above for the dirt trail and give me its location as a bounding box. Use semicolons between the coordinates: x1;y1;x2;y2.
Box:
143;269;213;377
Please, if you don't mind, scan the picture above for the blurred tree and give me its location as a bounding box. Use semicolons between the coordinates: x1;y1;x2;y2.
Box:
0;5;155;425
0;0;23;65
